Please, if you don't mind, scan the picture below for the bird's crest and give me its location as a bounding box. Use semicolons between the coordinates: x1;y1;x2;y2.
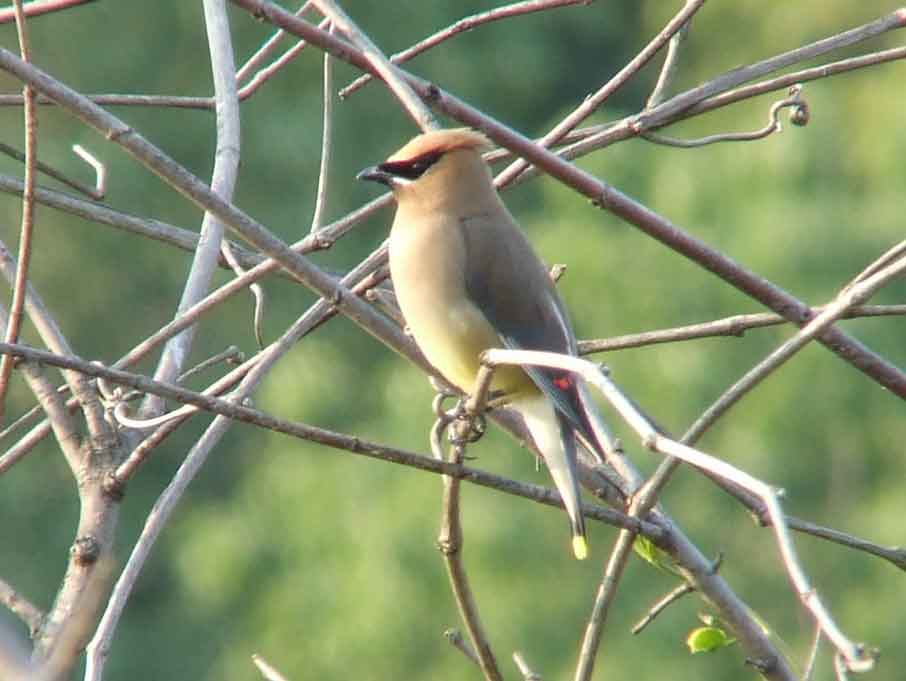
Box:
387;128;491;163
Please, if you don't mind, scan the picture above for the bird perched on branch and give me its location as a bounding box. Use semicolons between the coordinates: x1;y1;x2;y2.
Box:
358;128;612;559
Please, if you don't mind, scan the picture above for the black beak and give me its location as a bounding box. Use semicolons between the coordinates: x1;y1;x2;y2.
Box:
356;165;392;186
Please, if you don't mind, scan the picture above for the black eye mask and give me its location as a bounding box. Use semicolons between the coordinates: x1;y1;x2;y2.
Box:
378;150;443;180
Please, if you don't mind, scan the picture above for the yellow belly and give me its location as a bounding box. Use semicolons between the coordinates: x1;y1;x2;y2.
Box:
390;218;531;398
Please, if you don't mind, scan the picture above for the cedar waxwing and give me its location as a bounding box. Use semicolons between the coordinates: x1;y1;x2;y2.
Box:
358;129;611;559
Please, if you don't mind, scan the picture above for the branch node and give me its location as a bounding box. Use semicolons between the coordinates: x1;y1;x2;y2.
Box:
425;82;441;103
744;656;776;674
436;537;459;557
102;471;125;501
71;535;101;565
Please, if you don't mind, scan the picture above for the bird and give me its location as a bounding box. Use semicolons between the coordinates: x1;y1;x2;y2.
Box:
357;128;612;559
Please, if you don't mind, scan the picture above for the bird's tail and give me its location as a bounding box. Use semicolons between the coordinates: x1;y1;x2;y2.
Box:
514;393;587;560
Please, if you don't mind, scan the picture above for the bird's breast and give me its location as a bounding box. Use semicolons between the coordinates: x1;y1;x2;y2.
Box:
389;217;529;396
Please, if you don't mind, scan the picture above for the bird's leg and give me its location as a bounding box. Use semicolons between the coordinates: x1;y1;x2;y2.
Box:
450;405;486;446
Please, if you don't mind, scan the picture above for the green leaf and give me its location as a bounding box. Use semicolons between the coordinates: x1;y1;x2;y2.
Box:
633;536;679;575
686;626;737;654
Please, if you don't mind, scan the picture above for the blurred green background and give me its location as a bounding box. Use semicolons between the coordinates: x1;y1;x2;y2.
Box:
1;1;904;679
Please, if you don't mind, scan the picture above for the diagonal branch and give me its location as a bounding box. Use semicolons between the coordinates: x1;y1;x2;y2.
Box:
481;348;874;674
339;0;590;98
311;0;439;131
495;0;707;188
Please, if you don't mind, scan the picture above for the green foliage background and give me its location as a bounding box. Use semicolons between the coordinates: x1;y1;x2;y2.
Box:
1;2;904;680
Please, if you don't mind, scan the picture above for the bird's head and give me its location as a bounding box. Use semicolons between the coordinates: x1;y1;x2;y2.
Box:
357;128;493;207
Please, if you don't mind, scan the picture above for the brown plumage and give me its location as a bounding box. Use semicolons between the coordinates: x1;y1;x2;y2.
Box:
358;129;612;558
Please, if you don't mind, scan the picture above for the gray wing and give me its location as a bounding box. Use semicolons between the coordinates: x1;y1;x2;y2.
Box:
458;211;606;460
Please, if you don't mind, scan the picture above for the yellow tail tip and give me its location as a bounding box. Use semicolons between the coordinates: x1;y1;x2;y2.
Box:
572;536;588;560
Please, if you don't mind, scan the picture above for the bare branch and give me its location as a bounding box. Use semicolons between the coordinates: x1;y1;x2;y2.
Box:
70;144;105;199
685;248;906;444
634;9;906;132
0;0;38;422
686;45;906;120
0;92;216;109
433;401;502;681
642;85;808;148
513;651;542;681
574;528;635;681
0;341;661;539
252;654;291;681
237;16;331;102
646;17;691;108
444;629;481;668
481;348;874;673
145;0;242;414
0;47;416;377
310;23;335;233
494;0;706;188
0;174;284;276
0;575;43;636
310;0;439;131
339;0;590;98
0;0;95;24
631;582;695;635
236;1;315;82
0;141;101;199
0;239;113;460
804;627;822;681
578;305;906;354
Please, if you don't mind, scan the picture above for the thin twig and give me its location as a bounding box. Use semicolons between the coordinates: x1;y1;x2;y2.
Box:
444;629;481;668
803;626;822;681
237;17;331;101
494;0;707;188
685;249;906;445
0;192;391;465
71;144;105;199
631;582;694;635
176;346;244;384
642;85;807;148
235;1;314;81
434;407;503;681
528;45;906;178
0;0;38;423
578;304;906;354
685;45;906;120
574;528;636;681
0;92;216;108
847;240;906;289
110;244;390;480
633;9;906;132
222;241;267;348
252;653;291;681
646;18;691;108
0;141;101;199
513;651;542;681
0;575;44;635
0;0;95;23
339;0;589;98
310;22;335;233
310;0;439;131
